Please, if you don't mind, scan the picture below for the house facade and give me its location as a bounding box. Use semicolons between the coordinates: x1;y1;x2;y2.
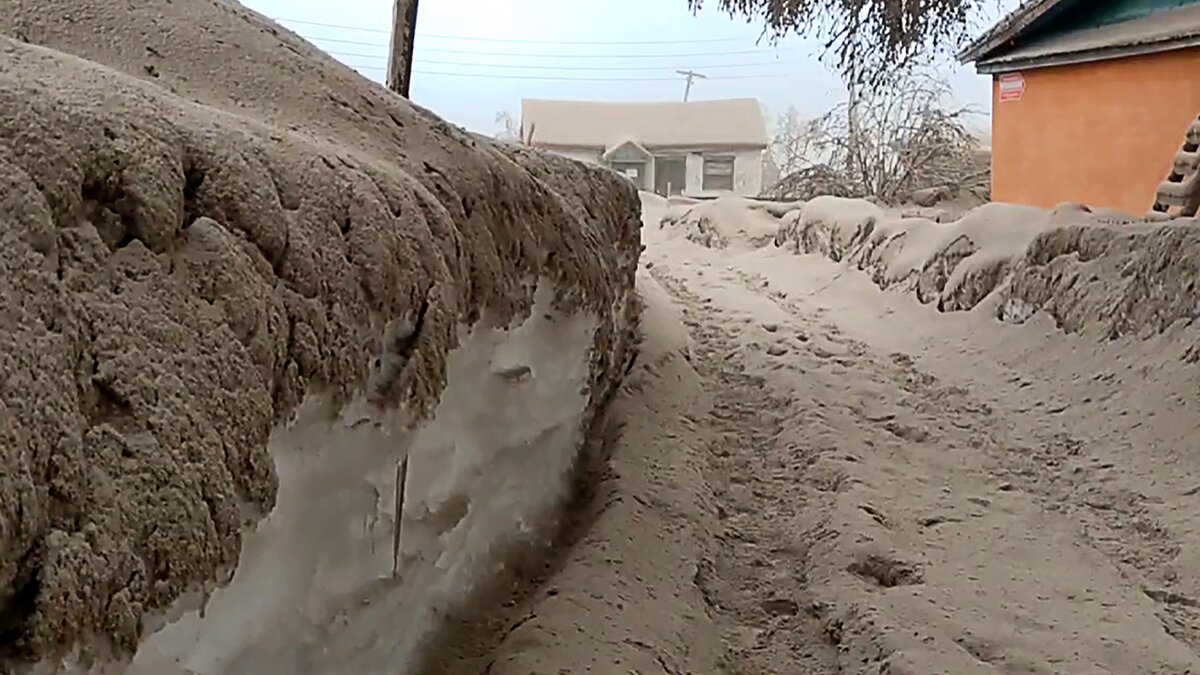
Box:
959;0;1200;215
520;98;768;198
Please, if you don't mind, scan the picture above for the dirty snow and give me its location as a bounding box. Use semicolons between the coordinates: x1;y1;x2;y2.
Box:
7;0;1200;673
635;194;1200;673
0;0;639;671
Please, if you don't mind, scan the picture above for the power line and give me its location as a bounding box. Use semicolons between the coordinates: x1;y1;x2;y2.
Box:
273;18;392;34
274;17;750;45
434;34;751;46
284;24;791;81
417;46;791;59
326;51;792;72
415;71;682;81
305;35;392;48
323;49;390;60
316;40;792;60
417;59;789;71
345;63;781;82
412;70;779;81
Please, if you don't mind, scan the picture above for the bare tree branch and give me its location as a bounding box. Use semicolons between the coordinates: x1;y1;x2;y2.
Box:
764;69;989;204
687;0;993;89
770;106;825;177
494;110;521;143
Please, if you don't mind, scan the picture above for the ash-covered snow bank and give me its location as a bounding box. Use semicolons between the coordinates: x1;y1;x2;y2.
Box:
123;283;615;675
769;196;1200;337
0;1;639;671
660;196;792;249
435;271;723;675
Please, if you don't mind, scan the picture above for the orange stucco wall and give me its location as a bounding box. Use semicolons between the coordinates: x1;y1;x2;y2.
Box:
991;47;1200;214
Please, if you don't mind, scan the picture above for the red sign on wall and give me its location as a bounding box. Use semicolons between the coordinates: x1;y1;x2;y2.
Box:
998;73;1026;102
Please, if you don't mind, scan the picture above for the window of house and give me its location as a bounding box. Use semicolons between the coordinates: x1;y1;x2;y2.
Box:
702;156;735;191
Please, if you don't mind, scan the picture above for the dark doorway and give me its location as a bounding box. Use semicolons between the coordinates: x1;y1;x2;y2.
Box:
655;157;686;196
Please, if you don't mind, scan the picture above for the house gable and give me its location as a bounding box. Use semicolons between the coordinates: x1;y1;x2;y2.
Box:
603;140;652;162
961;0;1200;72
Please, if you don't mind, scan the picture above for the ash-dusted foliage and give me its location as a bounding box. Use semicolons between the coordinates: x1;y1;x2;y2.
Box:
765;71;989;204
688;0;986;86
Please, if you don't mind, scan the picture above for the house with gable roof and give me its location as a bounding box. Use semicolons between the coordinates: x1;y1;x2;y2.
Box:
520;98;768;198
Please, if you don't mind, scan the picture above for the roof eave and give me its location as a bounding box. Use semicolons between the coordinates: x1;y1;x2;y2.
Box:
975;34;1200;73
958;0;1067;64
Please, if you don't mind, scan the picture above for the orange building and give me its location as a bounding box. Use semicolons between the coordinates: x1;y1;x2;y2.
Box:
959;0;1200;215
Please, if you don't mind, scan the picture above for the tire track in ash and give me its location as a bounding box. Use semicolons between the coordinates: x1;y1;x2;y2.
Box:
723;264;1200;669
652;269;840;675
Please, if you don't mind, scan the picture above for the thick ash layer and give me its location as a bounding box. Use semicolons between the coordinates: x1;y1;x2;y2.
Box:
0;0;640;665
661;196;793;249
769;197;1200;338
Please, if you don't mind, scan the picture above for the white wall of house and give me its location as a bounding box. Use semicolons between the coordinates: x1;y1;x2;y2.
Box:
685;153;704;194
610;161;653;191
733;149;764;196
729;149;758;194
539;145;765;197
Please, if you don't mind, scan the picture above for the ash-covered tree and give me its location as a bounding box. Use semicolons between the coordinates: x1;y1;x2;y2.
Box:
494;110;537;145
771;106;824;177
687;0;989;88
494;110;521;143
764;69;988;203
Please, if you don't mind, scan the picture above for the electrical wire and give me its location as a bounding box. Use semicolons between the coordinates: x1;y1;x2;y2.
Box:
282;22;791;82
273;17;750;45
316;41;790;60
301;35;391;48
271;18;392;34
410;70;781;81
325;51;792;72
418;46;787;59
343;64;782;82
416;59;789;71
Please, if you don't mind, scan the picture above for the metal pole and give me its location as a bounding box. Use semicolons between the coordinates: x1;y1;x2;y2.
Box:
387;0;420;97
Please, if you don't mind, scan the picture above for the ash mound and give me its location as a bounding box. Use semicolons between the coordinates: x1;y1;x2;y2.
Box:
660;196;793;249
773;196;1200;339
664;195;1200;345
0;0;640;668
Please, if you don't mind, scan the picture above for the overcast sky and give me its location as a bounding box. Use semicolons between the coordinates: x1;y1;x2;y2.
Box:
241;0;1017;136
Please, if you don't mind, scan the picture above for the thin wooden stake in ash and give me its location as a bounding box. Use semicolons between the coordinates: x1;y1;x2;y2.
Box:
392;457;409;578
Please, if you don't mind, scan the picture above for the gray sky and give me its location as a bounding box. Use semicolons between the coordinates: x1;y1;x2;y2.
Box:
242;0;1017;135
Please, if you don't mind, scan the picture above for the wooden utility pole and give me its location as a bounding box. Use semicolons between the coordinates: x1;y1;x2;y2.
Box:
676;69;707;102
387;0;420;97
